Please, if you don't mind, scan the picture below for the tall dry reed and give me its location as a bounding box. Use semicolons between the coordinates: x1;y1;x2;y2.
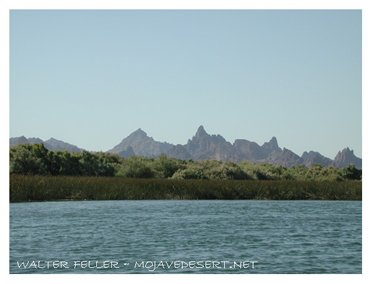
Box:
9;175;362;203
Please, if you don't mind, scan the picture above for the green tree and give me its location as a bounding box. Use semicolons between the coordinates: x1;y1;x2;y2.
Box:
153;153;184;178
341;165;362;180
9;144;47;175
118;156;155;178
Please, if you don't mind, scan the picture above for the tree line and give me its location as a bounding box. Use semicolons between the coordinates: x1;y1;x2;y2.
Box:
9;143;362;181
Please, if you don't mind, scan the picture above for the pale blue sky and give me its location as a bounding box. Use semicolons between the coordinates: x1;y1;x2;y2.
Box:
9;9;362;159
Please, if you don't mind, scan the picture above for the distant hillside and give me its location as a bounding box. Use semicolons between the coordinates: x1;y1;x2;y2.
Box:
10;126;362;169
301;151;333;168
10;136;83;153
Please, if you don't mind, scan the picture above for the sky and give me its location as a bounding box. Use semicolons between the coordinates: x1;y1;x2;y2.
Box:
9;9;362;159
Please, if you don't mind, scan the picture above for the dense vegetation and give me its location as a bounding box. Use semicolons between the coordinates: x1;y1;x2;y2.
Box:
9;144;362;202
10;143;362;181
10;175;362;202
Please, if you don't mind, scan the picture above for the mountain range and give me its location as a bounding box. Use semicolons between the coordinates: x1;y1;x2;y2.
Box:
10;126;362;169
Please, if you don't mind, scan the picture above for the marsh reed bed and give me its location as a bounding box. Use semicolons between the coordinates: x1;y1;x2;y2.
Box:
10;175;362;202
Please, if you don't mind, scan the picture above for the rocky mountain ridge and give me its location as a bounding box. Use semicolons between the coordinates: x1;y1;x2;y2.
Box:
107;125;361;169
10;126;362;169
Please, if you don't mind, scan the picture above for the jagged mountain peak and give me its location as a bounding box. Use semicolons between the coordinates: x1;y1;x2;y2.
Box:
338;147;354;155
108;128;172;157
197;125;205;132
342;147;353;155
192;126;226;143
269;136;279;150
269;136;278;144
332;147;361;169
131;128;148;137
262;136;281;153
336;147;355;157
122;128;154;143
45;137;58;143
302;150;323;160
195;125;208;139
335;147;357;159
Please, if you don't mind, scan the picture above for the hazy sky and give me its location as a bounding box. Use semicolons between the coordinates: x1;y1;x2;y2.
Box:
9;9;362;159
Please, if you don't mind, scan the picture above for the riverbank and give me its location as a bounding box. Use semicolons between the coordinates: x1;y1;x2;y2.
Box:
9;175;362;202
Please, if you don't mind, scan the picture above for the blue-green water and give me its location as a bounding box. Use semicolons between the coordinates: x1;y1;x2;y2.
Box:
9;200;362;274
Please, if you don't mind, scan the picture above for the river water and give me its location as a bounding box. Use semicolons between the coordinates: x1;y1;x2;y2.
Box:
9;200;362;274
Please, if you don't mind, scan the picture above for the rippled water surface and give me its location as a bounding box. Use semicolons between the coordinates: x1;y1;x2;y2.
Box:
9;200;362;274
